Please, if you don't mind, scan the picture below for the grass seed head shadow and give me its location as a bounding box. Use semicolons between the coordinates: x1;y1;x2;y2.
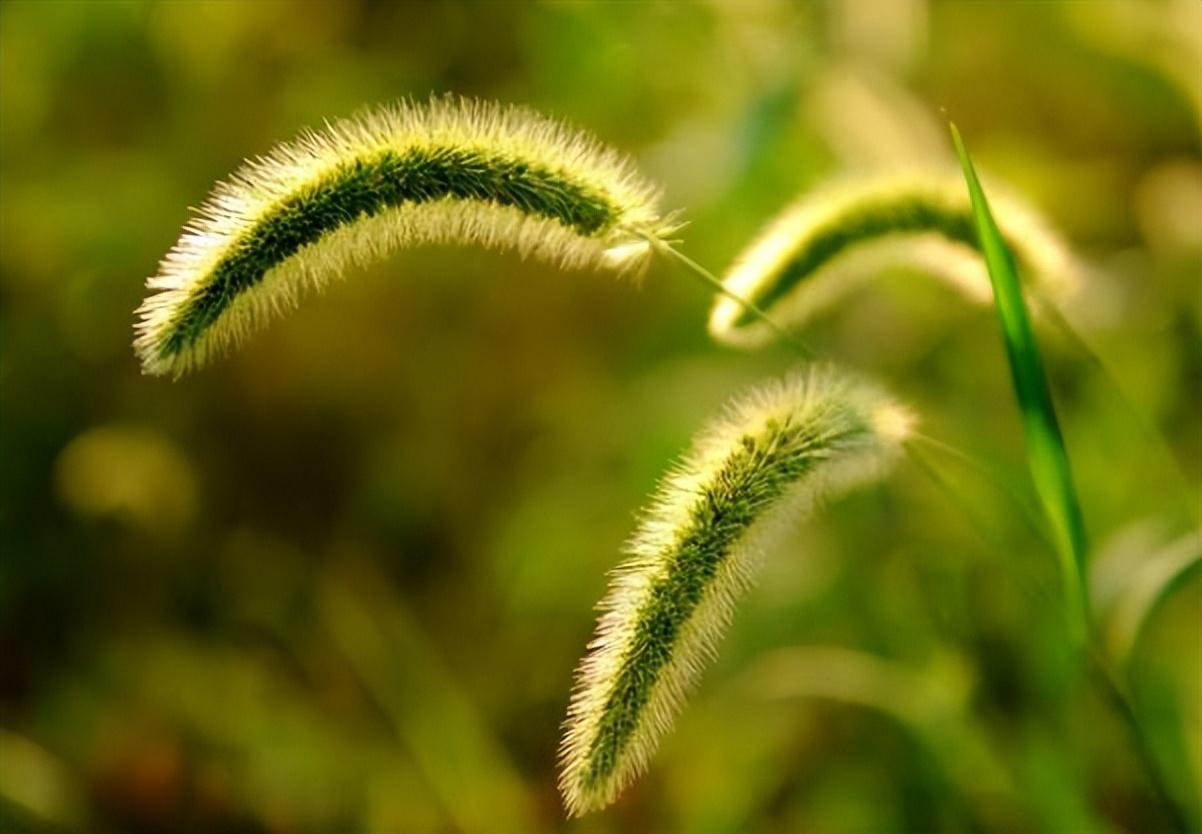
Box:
559;366;913;816
134;95;676;376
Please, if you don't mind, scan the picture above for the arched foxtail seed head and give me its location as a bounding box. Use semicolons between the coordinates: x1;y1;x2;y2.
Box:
134;95;677;376
708;170;1082;349
558;366;912;816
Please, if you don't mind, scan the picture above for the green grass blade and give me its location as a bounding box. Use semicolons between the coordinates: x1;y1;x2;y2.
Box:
950;124;1089;645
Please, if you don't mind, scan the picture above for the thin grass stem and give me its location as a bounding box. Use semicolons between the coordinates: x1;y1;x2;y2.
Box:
908;435;1050;552
1033;294;1200;528
648;237;814;357
1089;649;1192;834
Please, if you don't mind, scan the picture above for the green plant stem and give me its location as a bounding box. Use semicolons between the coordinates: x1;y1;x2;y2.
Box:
1089;649;1191;834
648;237;813;356
907;441;1027;551
1033;294;1200;528
911;432;1049;542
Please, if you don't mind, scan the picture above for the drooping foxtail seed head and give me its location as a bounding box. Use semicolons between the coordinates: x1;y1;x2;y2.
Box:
708;171;1081;348
558;367;912;816
134;95;676;376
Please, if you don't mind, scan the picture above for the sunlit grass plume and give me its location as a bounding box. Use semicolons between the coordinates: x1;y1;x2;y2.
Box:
709;170;1080;348
135;95;674;376
559;367;912;815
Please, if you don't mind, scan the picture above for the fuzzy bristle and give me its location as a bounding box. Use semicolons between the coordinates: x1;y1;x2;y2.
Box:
558;366;910;816
708;170;1081;348
134;95;674;376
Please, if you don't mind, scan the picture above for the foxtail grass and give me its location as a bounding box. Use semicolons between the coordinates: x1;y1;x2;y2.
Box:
708;170;1079;348
134;95;675;376
559;367;912;815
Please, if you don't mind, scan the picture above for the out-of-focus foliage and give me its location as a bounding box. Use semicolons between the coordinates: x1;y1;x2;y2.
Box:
0;1;1198;832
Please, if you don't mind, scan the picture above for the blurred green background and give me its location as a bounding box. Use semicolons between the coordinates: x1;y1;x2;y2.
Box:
1;1;1199;832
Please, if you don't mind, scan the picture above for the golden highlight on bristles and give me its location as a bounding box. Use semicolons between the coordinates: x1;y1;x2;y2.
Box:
134;95;675;376
559;367;911;816
708;170;1082;348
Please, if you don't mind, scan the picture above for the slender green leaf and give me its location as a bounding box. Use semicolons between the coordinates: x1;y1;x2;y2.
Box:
951;124;1089;645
